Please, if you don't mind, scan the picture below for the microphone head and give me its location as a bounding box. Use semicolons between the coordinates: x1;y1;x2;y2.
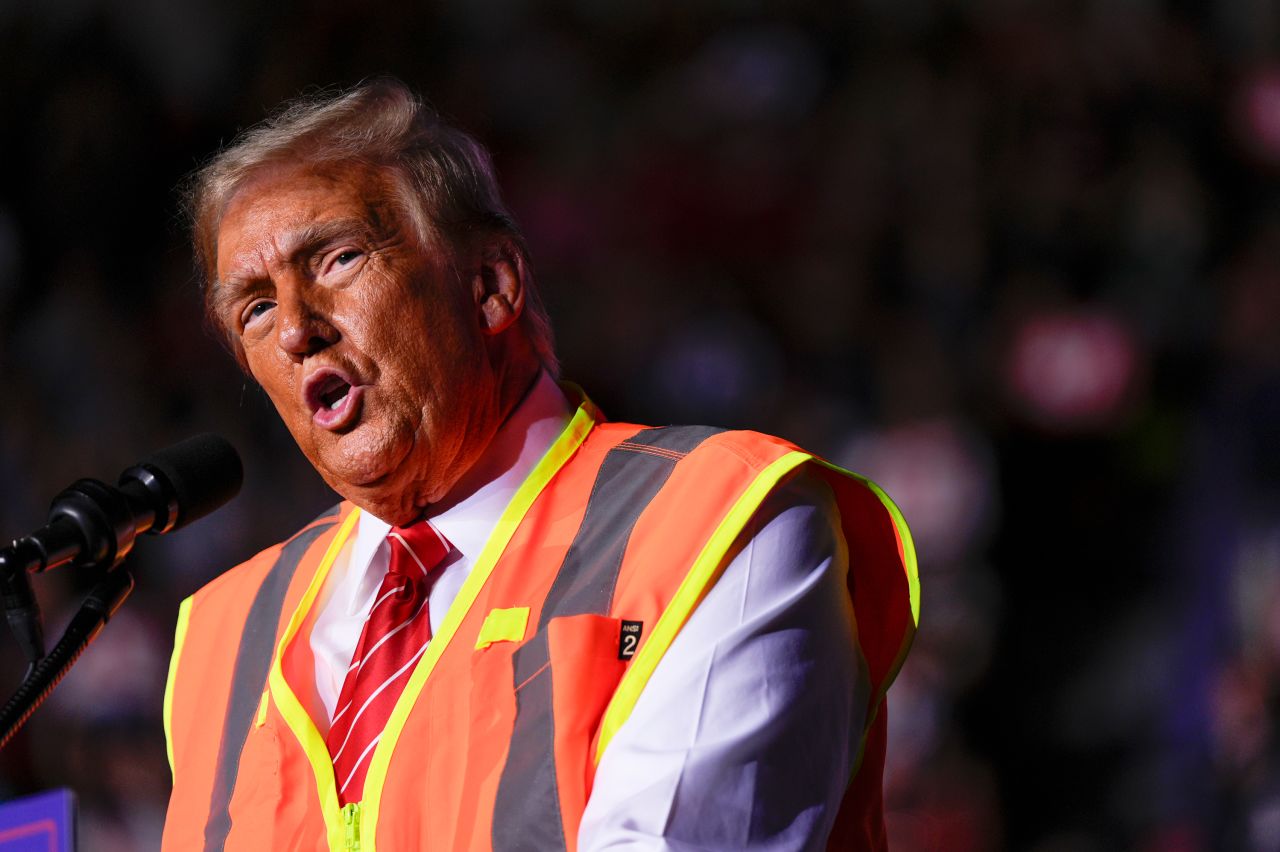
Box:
130;433;243;532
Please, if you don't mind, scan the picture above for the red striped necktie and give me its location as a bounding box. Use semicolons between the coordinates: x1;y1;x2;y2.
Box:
326;521;449;805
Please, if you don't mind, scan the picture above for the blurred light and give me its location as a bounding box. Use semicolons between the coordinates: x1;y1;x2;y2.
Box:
884;663;943;781
839;418;997;566
686;26;824;124
1006;309;1140;432
1211;663;1268;774
1237;68;1280;165
1251;796;1280;852
648;313;783;425
46;610;164;724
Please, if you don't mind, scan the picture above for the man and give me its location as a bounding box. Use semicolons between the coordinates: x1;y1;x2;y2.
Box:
162;79;918;851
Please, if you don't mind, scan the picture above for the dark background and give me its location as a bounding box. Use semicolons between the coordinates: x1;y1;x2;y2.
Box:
1;1;1278;849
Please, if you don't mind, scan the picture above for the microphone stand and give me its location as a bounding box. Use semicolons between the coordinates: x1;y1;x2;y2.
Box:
0;568;134;750
0;472;149;748
0;432;241;750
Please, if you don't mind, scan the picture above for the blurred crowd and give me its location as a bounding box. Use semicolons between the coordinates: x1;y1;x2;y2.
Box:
1;1;1278;849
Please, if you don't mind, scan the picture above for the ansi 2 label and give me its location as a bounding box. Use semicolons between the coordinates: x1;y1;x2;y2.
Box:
619;620;643;660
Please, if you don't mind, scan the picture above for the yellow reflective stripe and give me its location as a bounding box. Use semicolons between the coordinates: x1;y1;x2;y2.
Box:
263;507;362;852
361;396;598;852
475;607;530;650
807;459;918;790
813;458;920;703
816;459;920;629
164;595;194;780
595;450;813;764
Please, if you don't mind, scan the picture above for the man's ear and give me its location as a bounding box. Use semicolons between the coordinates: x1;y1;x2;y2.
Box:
474;237;527;336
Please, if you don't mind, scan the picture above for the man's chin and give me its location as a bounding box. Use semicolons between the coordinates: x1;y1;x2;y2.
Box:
315;433;413;497
331;479;426;526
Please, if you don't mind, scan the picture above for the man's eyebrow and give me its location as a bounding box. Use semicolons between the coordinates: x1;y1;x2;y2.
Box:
283;217;380;258
209;275;255;322
211;217;379;310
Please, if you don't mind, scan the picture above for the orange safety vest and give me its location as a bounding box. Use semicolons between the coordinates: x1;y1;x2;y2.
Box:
163;395;919;851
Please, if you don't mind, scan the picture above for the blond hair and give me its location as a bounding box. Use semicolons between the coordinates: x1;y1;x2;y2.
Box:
186;78;557;374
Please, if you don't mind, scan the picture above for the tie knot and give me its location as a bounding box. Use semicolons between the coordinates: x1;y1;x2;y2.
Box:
386;521;449;580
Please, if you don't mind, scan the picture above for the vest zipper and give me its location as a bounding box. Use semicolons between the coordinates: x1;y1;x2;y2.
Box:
342;802;361;851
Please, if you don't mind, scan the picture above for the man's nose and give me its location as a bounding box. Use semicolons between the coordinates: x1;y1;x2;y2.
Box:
276;283;338;361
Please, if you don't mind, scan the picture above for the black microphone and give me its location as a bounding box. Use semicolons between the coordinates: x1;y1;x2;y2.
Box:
1;433;244;576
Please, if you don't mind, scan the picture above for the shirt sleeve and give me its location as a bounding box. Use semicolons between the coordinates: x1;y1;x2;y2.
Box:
577;471;871;851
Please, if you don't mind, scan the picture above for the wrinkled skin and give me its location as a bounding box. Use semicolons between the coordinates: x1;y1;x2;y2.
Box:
213;161;540;523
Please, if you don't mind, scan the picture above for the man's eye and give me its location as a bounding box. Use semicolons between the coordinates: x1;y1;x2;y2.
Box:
243;300;275;327
334;250;362;266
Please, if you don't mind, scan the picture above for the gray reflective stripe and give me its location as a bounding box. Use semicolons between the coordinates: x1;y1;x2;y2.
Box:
202;508;339;852
491;426;721;852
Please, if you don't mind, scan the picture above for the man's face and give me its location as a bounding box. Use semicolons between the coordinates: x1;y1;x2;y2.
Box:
213;162;508;522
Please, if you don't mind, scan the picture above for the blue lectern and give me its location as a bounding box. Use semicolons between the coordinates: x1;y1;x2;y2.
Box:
0;790;74;851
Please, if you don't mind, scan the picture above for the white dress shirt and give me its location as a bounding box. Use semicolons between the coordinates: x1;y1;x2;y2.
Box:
310;372;868;850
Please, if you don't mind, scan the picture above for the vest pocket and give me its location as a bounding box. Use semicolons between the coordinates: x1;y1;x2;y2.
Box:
225;719;284;842
544;614;628;842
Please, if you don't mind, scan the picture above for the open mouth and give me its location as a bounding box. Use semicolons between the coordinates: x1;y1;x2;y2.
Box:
304;368;364;430
316;374;351;410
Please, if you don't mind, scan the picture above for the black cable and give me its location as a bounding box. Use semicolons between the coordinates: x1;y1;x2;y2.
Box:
0;570;133;750
0;552;45;666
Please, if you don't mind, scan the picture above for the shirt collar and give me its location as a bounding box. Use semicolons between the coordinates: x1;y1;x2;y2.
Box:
354;370;572;565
